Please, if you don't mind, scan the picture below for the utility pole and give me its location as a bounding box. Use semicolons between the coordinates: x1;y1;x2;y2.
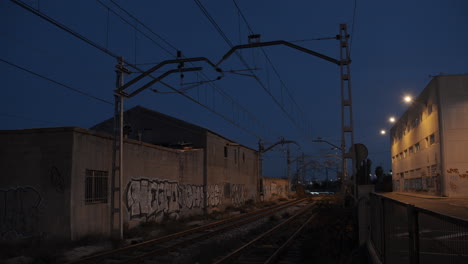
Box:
111;57;128;240
338;24;357;199
287;145;292;191
301;153;306;184
258;139;264;200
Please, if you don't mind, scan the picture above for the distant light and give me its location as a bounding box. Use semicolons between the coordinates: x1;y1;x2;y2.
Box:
380;130;386;135
389;117;396;123
404;95;413;103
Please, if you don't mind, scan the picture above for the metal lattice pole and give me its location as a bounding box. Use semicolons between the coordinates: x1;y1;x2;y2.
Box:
111;57;126;239
338;24;357;199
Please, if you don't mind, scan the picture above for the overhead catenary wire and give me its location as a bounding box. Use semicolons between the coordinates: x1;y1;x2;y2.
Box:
193;0;303;134
0;57;113;105
108;0;179;53
98;0;272;138
95;0;174;57
8;0;268;141
233;0;306;117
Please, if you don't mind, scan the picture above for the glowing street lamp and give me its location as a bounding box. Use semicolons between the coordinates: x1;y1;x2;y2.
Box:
380;129;386;135
389;116;396;123
403;95;413;103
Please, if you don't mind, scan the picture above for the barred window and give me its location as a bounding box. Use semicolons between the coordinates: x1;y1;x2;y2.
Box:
85;169;108;204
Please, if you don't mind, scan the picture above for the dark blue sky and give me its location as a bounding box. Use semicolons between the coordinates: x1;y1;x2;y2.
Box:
1;0;467;179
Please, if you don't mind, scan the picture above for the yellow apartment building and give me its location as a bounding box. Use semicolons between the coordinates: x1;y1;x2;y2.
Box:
390;74;468;197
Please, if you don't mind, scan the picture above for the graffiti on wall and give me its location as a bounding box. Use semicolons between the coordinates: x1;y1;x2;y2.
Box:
126;179;243;221
446;168;468;193
263;182;285;200
126;179;202;221
447;168;468;179
230;184;246;206
0;186;42;239
206;184;222;207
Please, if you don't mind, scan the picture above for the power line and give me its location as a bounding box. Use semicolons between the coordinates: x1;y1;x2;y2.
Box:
0;57;113;105
95;0;174;57
194;0;303;133
155;81;265;140
96;0;272;138
8;0;268;141
108;0;179;53
232;0;305;117
9;0;119;59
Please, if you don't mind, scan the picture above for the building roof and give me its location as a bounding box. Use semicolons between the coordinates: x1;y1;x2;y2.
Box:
0;126;202;154
91;105;258;152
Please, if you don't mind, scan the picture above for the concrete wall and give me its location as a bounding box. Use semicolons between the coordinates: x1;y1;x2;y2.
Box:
70;128;204;239
438;75;468;197
1;122;260;241
262;177;288;201
0;128;73;240
206;132;259;209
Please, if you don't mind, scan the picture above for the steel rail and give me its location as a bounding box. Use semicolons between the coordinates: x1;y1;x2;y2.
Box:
264;211;318;264
70;198;308;264
214;202;317;264
119;198;311;263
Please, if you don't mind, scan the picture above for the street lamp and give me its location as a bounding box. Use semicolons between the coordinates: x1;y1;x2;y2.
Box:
403;95;413;103
389;116;396;123
380;130;386;135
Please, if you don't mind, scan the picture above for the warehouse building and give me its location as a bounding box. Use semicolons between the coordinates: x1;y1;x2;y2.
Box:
390;74;468;197
0;106;274;241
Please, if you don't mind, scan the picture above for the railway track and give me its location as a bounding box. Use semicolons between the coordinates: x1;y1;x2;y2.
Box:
69;198;310;264
213;201;318;264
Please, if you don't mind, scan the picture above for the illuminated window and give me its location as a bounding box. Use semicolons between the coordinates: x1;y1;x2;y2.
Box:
85;169;108;204
404;150;408;158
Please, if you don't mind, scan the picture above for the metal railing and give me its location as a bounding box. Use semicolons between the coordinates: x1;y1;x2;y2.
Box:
368;193;468;264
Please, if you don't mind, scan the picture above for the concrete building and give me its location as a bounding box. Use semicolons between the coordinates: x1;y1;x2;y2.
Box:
261;177;288;201
390;74;468;197
91;106;261;207
0;106;265;240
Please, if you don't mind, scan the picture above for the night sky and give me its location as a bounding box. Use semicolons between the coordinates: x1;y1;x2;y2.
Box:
1;0;467;180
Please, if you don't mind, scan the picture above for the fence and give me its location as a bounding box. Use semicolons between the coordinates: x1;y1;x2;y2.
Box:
368;193;468;264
